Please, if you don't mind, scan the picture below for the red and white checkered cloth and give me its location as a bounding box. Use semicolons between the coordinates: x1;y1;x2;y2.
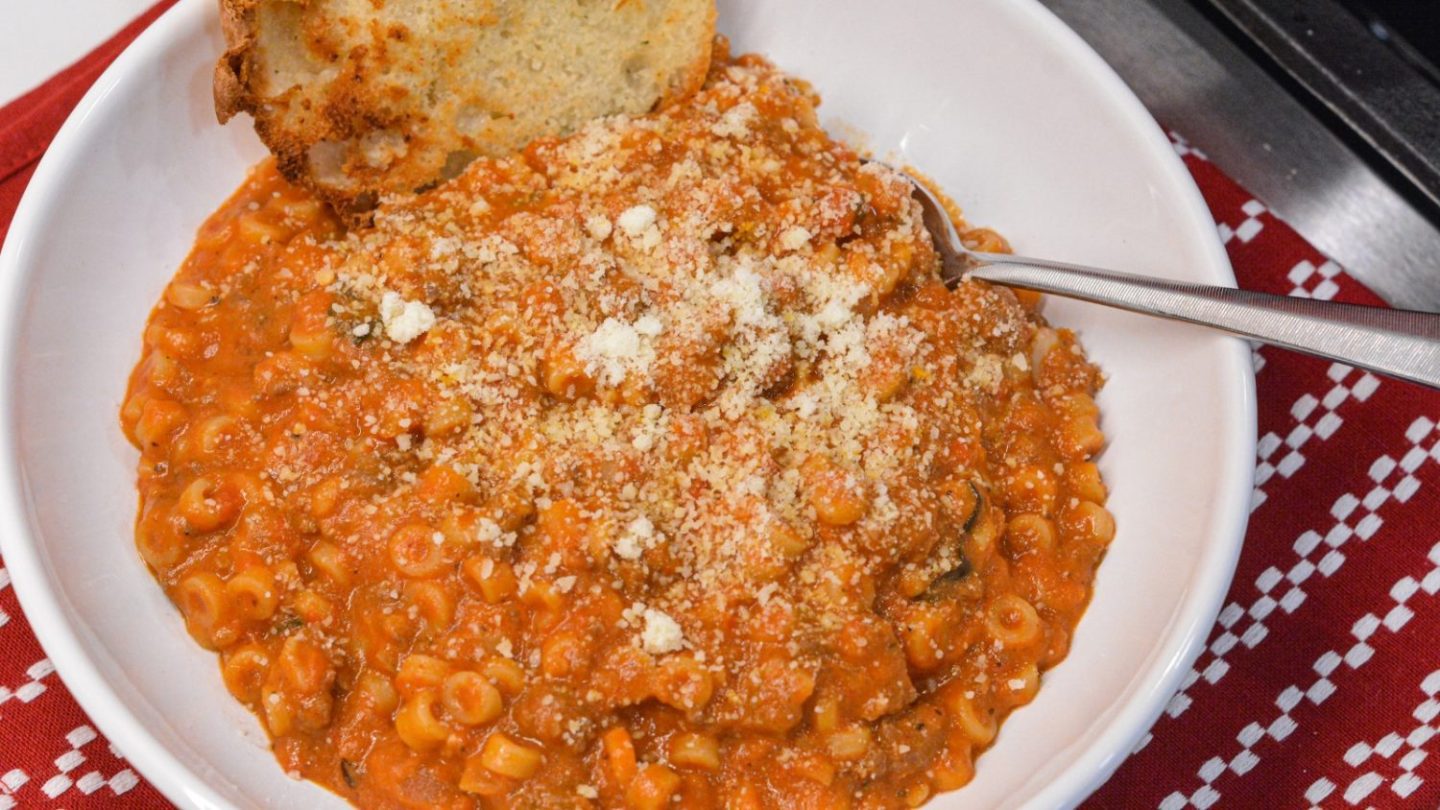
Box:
2;5;1438;808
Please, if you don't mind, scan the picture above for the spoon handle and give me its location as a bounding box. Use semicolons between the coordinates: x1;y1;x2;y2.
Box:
964;253;1440;390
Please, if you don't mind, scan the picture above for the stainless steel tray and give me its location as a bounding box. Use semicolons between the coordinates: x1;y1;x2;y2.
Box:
1041;0;1440;310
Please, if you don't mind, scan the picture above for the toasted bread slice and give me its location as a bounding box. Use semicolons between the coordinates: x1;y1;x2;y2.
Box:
215;0;715;216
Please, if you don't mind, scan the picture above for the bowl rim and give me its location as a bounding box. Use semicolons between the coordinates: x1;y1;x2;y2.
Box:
0;4;250;807
0;0;1256;807
988;4;1256;807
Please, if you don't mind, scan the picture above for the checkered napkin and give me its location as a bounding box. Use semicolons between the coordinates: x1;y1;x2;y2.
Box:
1087;142;1440;809
2;5;1438;808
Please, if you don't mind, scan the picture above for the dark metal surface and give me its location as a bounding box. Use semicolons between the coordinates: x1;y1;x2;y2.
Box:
1041;0;1440;311
1203;0;1440;211
1342;0;1440;82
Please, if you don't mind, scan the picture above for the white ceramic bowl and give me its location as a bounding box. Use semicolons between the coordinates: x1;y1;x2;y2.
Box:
0;0;1255;807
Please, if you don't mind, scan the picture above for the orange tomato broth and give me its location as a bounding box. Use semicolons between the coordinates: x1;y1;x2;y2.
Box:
122;45;1112;809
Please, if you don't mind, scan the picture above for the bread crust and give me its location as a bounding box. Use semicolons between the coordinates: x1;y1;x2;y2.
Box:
212;0;716;219
213;0;255;124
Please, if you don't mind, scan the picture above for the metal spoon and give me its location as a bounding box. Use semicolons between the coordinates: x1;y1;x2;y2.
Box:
895;169;1440;389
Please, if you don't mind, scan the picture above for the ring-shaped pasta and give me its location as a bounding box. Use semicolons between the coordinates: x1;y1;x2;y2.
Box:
986;593;1042;648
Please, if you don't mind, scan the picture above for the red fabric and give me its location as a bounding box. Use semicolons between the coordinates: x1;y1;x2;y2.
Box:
1084;141;1440;809
1;8;1437;810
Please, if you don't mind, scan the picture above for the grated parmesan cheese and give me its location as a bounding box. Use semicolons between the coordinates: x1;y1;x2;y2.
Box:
778;225;812;252
584;214;613;241
641;608;685;654
616;204;657;236
614;515;656;560
378;291;436;344
575;316;661;386
712;102;756;139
